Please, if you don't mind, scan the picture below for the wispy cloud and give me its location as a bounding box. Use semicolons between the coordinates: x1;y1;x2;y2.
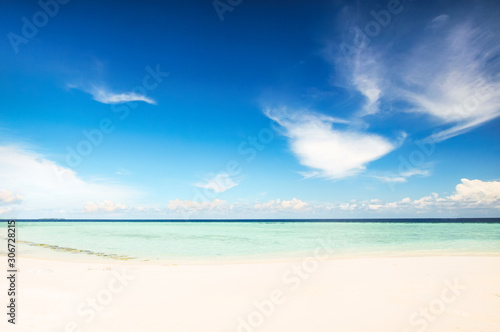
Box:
194;173;239;193
428;14;449;28
350;50;383;117
371;175;407;183
372;169;430;184
335;12;500;141
265;108;397;179
397;20;500;141
68;83;156;105
116;168;132;176
88;86;156;105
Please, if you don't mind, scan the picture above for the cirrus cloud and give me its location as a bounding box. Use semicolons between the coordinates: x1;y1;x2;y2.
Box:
88;86;156;105
68;83;156;105
334;9;500;142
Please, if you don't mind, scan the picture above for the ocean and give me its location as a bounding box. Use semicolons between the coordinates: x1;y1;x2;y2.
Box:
3;219;500;263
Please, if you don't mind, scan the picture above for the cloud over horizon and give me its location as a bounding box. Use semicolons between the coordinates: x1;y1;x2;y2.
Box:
84;200;127;213
326;178;500;215
254;198;309;212
0;145;140;217
167;198;231;212
167;178;500;217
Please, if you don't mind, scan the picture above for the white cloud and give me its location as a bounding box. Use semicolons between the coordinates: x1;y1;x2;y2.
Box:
372;175;407;183
254;198;309;212
0;145;140;217
350;51;383;117
331;23;384;118
68;83;156;105
89;87;156;105
194;173;238;193
167;198;230;211
337;202;356;211
0;189;23;205
401;169;430;178
84;200;126;213
265;108;397;179
169;179;500;217
327;179;500;214
336;16;500;141
397;21;500;141
449;179;500;207
373;169;430;184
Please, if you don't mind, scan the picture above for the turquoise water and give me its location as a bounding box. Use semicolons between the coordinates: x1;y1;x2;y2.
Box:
4;220;500;263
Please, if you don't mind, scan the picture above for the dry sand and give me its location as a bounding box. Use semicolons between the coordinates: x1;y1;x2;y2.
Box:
1;254;500;332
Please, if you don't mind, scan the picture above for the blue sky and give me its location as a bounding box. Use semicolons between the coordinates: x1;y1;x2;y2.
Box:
1;0;499;219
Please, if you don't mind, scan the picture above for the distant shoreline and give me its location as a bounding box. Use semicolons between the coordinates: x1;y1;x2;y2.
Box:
2;218;500;223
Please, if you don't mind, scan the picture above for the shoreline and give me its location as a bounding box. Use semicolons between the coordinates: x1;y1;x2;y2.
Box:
6;249;500;266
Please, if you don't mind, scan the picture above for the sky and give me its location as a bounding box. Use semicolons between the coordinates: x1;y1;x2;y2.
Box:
0;0;499;219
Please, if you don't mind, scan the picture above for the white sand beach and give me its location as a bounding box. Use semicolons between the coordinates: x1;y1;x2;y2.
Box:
1;254;500;332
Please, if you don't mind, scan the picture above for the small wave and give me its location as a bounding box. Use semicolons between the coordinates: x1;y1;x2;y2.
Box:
17;240;139;261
